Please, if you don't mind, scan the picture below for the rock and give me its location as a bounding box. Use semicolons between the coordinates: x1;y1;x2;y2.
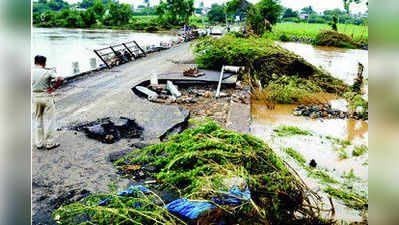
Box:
302;110;311;116
166;96;176;104
293;110;302;116
310;112;319;119
108;149;135;163
203;91;213;98
309;159;317;168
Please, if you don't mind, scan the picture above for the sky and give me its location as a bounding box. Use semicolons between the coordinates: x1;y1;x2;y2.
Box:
64;0;368;13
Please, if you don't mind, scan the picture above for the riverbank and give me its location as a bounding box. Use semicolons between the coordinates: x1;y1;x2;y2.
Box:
271;23;368;48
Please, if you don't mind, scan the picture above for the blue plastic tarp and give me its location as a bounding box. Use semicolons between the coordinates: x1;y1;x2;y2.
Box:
166;198;217;220
165;185;251;220
212;186;251;206
99;185;150;206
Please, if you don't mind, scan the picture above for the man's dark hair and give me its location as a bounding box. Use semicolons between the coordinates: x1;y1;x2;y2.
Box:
34;55;46;66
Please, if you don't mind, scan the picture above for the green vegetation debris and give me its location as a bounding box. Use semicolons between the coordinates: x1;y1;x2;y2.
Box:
261;75;323;104
324;187;368;210
344;92;368;120
273;125;313;137
282;147;306;164
53;188;185;225
193;35;349;99
313;30;358;49
352;145;368;157
116;122;329;224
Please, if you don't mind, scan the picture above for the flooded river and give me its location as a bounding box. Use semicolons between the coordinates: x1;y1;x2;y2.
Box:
32;27;177;77
251;43;368;222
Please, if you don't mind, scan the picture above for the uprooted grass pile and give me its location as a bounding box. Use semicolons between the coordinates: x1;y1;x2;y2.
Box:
113;122;331;225
313;30;358;49
53;122;334;225
257;75;324;104
193;35;349;104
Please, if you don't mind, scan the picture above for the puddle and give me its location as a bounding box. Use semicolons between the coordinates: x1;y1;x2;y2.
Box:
251;43;368;222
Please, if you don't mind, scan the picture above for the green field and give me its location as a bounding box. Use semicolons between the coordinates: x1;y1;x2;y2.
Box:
273;23;368;44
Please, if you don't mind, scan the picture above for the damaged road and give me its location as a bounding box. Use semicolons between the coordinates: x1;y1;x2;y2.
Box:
32;42;192;224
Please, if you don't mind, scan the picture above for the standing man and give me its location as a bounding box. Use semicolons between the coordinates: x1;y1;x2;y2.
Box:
32;55;63;150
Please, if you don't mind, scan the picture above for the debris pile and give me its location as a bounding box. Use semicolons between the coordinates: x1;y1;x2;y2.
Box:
135;82;234;125
293;104;349;119
55;122;332;225
194;35;349;94
313;30;358;49
292;103;367;120
71;117;143;144
183;65;205;77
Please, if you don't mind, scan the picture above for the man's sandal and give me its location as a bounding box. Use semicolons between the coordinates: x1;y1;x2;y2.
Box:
46;143;60;150
36;145;44;150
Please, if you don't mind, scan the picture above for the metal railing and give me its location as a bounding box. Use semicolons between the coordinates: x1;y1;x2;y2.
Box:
93;40;146;69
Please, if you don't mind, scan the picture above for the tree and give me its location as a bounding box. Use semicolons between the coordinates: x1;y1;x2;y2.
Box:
343;0;363;14
47;0;70;11
282;8;298;18
81;8;97;27
119;4;133;24
65;13;83;27
225;0;251;17
255;0;283;24
92;0;106;20
79;0;95;8
207;4;226;23
246;0;282;34
157;0;195;26
301;6;314;15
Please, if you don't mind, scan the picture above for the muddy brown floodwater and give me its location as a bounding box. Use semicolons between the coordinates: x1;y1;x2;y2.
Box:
251;43;368;223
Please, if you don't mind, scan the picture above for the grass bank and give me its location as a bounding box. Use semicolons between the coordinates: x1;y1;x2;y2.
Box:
272;23;368;45
194;34;349;104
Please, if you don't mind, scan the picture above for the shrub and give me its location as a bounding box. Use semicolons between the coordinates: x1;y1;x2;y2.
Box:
279;33;290;41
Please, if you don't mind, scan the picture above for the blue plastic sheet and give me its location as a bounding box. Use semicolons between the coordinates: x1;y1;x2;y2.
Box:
212;186;251;206
99;185;150;206
166;198;217;220
165;185;251;220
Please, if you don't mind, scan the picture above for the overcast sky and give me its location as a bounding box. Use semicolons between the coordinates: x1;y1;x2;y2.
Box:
65;0;368;13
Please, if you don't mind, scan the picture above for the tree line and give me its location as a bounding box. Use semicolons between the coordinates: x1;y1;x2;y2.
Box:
33;0;367;31
206;0;367;25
